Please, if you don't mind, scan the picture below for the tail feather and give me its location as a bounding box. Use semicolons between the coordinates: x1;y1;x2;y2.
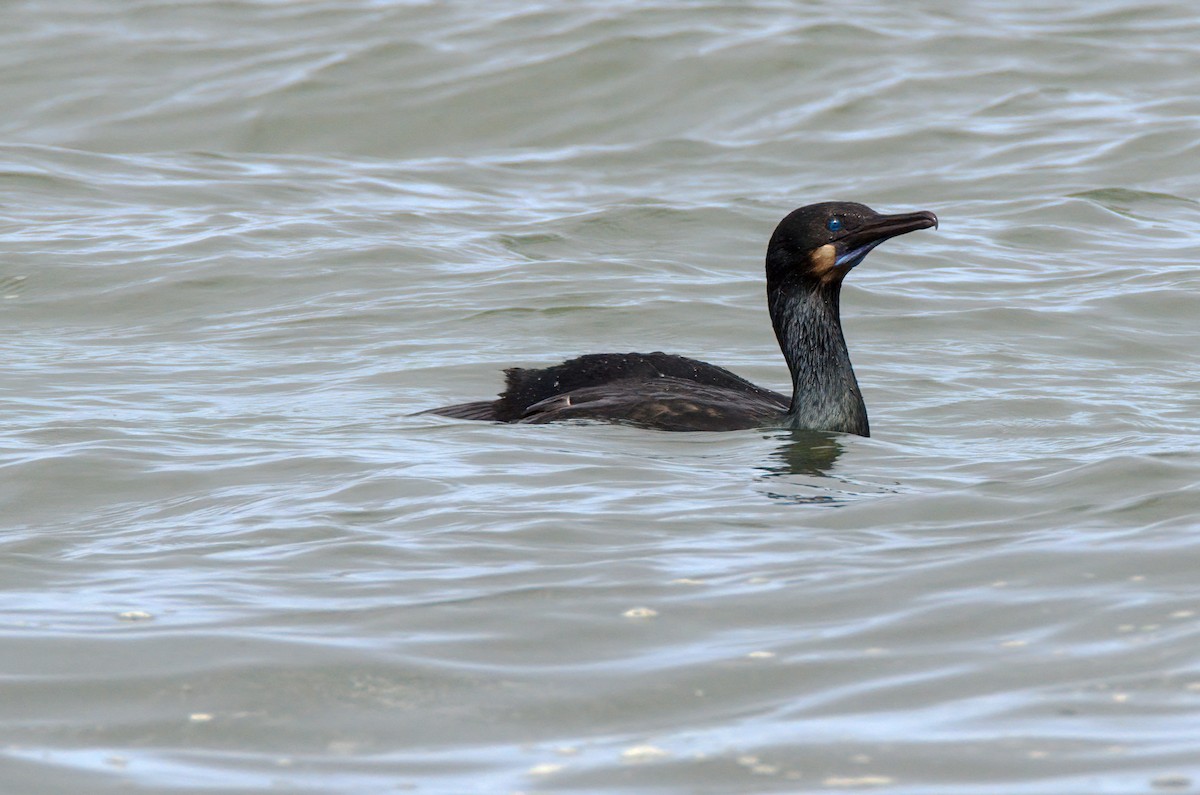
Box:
423;400;501;421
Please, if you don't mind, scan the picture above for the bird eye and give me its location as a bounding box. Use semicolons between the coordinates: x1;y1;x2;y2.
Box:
827;218;843;232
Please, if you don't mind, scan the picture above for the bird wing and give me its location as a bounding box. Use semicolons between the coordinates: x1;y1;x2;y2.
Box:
518;376;787;432
496;351;787;421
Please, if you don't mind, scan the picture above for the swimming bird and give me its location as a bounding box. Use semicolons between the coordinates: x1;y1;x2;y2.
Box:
428;202;937;435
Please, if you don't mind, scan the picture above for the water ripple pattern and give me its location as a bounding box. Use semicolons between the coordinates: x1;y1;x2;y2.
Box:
2;1;1199;793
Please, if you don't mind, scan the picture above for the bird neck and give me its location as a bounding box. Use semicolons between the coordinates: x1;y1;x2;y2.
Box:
767;276;869;436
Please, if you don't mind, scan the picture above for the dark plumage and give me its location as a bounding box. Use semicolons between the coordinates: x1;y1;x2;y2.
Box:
427;202;937;435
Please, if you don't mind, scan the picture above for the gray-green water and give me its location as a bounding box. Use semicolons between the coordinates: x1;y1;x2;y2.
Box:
4;1;1200;793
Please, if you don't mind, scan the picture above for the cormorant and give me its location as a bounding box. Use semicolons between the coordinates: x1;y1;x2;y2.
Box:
427;202;937;435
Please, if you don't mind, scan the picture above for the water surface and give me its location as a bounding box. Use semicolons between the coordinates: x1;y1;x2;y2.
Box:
3;1;1200;793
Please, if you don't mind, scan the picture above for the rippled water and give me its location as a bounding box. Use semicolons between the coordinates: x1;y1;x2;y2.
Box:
4;1;1200;793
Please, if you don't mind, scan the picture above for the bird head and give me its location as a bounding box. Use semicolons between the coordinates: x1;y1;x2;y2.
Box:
766;202;938;287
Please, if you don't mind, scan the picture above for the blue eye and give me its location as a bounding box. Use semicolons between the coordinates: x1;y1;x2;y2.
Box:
827;218;843;232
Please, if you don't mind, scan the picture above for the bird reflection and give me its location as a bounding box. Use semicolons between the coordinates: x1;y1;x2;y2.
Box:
764;429;844;476
758;429;847;504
